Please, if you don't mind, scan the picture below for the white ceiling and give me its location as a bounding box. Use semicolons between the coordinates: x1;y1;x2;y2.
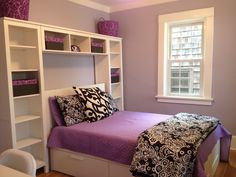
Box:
90;0;139;6
68;0;178;13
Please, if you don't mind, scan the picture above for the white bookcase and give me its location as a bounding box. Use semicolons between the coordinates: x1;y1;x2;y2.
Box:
0;17;124;171
0;19;46;170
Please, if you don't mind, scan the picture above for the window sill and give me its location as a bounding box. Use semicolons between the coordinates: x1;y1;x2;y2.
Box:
155;95;213;105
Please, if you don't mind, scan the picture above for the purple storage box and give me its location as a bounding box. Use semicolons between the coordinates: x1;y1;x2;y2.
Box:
91;39;104;53
0;0;30;20
45;36;64;50
97;18;118;37
12;79;39;97
111;68;120;83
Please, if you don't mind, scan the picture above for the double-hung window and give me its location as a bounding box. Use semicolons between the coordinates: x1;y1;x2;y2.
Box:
157;8;214;105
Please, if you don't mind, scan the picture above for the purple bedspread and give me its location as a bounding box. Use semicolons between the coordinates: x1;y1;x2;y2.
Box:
47;111;231;176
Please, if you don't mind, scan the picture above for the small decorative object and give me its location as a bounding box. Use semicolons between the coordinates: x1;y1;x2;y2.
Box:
91;39;104;53
45;36;64;50
71;45;80;52
97;17;118;37
0;0;30;20
12;79;39;97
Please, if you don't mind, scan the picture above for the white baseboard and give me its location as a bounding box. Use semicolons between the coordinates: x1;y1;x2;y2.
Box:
231;136;236;150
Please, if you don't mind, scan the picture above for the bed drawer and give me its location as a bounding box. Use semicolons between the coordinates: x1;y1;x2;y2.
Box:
50;148;109;177
204;140;220;177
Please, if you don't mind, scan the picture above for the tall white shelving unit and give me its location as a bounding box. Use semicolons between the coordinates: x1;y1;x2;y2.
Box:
0;19;46;170
0;17;123;171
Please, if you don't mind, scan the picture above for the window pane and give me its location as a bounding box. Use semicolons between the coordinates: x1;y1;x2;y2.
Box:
180;79;189;87
169;60;201;96
170;23;203;60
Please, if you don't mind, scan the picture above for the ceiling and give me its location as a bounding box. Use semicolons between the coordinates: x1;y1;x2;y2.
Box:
90;0;139;6
68;0;178;13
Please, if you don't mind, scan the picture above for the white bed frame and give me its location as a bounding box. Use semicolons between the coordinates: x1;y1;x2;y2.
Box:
44;83;220;177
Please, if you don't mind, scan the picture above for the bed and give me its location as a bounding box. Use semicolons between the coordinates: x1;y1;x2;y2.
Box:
45;83;231;177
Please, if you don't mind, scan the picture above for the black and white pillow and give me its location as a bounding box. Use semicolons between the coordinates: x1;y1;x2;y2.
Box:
99;90;119;113
55;95;85;126
73;87;113;122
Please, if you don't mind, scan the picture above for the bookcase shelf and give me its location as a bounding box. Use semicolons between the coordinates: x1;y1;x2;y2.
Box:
15;115;40;124
16;138;42;149
0;18;46;172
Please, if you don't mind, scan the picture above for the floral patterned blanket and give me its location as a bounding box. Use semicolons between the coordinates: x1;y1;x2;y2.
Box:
130;113;219;177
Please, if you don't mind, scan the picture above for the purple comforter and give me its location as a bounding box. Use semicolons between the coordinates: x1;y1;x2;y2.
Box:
47;111;231;176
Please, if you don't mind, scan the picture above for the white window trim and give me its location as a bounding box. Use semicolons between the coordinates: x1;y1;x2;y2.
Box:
156;8;214;105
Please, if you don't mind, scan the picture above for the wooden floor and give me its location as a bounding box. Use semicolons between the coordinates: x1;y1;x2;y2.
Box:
37;149;236;177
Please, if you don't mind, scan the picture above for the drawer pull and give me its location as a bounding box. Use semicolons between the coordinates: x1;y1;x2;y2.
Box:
69;155;85;161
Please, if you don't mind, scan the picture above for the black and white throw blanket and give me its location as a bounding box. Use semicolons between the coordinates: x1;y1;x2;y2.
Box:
130;113;219;177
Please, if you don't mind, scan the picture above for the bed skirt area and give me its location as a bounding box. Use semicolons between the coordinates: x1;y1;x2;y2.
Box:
50;140;220;177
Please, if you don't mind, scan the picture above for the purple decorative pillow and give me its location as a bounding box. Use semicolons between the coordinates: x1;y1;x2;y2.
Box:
48;97;65;126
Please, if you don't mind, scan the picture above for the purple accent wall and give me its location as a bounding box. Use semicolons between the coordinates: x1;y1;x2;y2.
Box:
111;0;236;134
29;0;109;33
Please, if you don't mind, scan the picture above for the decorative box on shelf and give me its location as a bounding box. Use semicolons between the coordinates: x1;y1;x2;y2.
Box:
12;79;39;97
45;36;64;50
111;68;120;83
91;39;105;53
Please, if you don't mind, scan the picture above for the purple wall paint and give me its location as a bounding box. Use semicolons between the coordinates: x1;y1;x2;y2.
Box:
29;0;109;33
111;0;236;134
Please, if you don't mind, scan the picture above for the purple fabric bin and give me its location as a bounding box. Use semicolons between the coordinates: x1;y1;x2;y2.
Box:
97;18;118;37
0;0;30;20
12;79;39;97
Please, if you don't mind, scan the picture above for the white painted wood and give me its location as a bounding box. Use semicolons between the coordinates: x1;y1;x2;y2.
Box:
204;140;220;177
231;136;236;150
0;18;46;172
50;142;220;177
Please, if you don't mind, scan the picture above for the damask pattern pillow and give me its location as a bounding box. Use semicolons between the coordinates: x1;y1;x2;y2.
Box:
73;87;113;122
55;95;85;126
99;91;119;113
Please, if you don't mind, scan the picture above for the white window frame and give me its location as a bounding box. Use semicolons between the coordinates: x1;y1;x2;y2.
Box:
156;8;214;105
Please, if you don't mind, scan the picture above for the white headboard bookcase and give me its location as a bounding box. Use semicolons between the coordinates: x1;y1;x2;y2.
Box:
0;17;123;172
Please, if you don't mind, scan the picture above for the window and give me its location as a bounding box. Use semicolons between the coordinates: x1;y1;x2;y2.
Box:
156;8;214;105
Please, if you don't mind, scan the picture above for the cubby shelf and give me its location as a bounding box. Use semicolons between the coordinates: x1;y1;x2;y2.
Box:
36;160;45;169
15;115;40;124
43;50;108;56
10;44;37;49
12;69;39;72
13;94;40;99
16;138;42;149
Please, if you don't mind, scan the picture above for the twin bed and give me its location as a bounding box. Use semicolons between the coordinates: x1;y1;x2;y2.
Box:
45;83;231;177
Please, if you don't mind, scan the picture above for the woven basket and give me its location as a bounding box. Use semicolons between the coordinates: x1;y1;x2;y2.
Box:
97;18;118;37
0;0;30;20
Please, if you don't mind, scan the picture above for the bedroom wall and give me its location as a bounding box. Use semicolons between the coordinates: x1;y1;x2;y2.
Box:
28;0;109;90
29;0;109;32
111;0;236;134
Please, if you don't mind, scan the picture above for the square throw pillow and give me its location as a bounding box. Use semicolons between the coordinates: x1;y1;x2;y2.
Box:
73;87;113;122
55;95;85;126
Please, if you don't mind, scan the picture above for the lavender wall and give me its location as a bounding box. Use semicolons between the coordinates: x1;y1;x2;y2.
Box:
29;0;109;32
28;0;110;90
111;0;236;134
